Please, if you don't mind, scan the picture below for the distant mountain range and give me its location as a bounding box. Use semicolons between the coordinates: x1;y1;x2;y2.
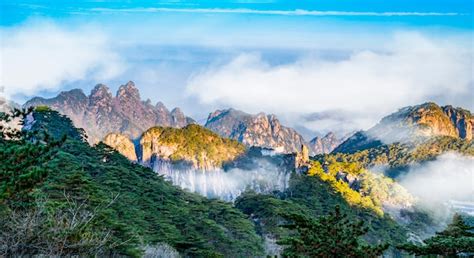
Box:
24;81;195;142
23;82;341;154
20;82;474;158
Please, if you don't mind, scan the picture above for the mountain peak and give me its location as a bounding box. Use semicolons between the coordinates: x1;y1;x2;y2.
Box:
91;84;112;98
205;108;306;153
155;101;169;112
308;132;343;155
334;102;473;153
25;81;195;143
117;81;140;100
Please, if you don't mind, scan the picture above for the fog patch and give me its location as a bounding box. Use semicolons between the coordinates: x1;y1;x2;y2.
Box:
153;159;290;201
399;153;474;217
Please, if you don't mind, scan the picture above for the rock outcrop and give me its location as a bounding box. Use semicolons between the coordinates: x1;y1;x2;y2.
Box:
205;108;307;154
334;102;473;153
103;133;138;161
308;132;343;155
105;124;246;170
25;81;195;142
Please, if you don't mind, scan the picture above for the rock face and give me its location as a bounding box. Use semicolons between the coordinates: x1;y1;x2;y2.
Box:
205;108;306;154
334;102;474;153
25;81;195;142
103;133;138;161
308;132;343;155
138;124;246;170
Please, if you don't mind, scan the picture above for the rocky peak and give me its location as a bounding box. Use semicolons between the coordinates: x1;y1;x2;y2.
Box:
205;108;307;153
170;107;189;127
116;81;140;101
155;101;169;113
90;84;113;102
309;132;343;155
24;81;195;143
334;102;473;153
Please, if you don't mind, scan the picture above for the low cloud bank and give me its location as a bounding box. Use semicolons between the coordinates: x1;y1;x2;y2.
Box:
187;32;473;133
399;153;474;215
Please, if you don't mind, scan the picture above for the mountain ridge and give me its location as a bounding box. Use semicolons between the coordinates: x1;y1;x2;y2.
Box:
334;102;473;154
24;81;195;143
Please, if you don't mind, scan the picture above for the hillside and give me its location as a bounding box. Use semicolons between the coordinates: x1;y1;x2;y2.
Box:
24;81;195;143
0;108;263;257
335;102;473;154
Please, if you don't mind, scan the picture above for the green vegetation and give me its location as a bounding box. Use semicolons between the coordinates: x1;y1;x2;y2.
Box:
0;109;263;257
279;205;388;257
141;125;246;168
236;173;410;250
319;136;473;178
398;214;474;256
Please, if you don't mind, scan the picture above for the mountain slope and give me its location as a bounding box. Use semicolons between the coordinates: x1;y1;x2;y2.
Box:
0;108;263;257
308;132;343;155
205;108;306;153
334;102;473;154
24;81;195;143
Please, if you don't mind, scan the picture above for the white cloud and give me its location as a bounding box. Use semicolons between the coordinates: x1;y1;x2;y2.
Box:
186;32;473;132
0;21;125;98
399;153;474;215
92;7;461;17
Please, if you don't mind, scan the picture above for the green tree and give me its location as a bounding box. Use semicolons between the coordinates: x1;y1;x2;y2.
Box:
398;213;474;256
278;205;388;258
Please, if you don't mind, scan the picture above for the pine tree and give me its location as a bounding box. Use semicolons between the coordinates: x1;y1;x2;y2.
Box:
278;205;388;257
398;213;474;256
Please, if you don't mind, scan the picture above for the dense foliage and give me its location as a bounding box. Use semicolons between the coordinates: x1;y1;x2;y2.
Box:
399;214;474;256
0;108;264;257
319;136;473;178
141;125;246;168
236;173;410;250
279;205;388;257
307;160;413;216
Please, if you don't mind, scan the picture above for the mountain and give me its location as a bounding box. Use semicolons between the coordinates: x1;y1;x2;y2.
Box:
334;102;473;154
24;81;195;142
1;107;264;256
104;124;245;170
308;132;343;154
204;108;306;154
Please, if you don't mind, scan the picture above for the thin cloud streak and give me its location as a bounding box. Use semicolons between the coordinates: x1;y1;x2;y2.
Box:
91;7;461;17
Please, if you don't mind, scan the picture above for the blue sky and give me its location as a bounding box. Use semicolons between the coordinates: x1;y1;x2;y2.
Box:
1;0;473;137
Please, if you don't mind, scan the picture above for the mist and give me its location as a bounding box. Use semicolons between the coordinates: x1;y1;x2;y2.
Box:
399;153;474;217
153;159;291;201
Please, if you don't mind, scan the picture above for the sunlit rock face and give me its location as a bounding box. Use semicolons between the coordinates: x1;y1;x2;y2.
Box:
205;108;307;154
151;147;297;201
103;133;138;161
334;102;474;153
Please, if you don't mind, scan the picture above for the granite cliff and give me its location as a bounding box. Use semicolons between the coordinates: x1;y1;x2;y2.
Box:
204;108;307;154
335;102;473;153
